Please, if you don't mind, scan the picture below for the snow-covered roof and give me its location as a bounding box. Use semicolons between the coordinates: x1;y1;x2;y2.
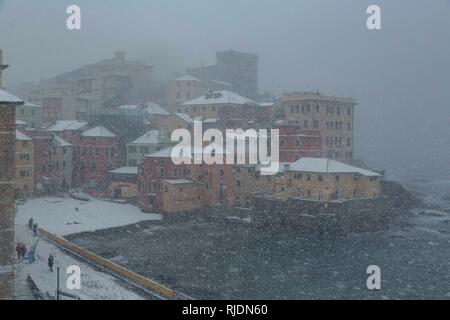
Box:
259;102;275;107
144;102;169;116
109;166;138;175
129;130;161;145
193;117;218;123
15;120;27;125
286;158;381;177
210;79;232;87
22;102;41;108
16;130;31;141
182;91;256;106
145;147;172;158
117;104;140;111
53;135;72;147
175;113;194;123
46;120;88;132
0;89;24;105
174;75;202;82
82;126;116;138
145;143;230;159
164;179;194;185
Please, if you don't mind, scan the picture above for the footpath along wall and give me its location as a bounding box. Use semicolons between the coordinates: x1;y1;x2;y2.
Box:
38;228;191;300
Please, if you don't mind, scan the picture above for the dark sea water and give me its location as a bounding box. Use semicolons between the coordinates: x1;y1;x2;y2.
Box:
67;178;450;299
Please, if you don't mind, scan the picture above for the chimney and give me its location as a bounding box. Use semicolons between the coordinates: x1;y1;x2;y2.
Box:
0;49;9;88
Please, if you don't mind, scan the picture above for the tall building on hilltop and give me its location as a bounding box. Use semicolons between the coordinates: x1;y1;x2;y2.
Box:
28;52;153;122
187;50;258;99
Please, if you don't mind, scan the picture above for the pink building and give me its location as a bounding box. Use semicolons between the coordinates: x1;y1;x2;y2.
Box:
78;126;120;195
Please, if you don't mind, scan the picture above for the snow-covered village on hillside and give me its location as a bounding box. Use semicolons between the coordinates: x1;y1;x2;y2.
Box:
1;1;449;303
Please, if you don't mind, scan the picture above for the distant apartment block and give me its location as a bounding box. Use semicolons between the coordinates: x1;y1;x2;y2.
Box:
27;52;153;121
28;83;79;123
166;75;207;107
15;102;43;128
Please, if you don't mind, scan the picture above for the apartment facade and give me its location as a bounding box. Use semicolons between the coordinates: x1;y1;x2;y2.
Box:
126;130;172;167
28;83;78;123
166;75;207;107
15;130;35;196
0;88;24;300
137;147;238;213
46;120;88;186
108;167;138;200
23;130;72;193
280;92;357;162
275;124;323;162
78;126;120;195
15;102;43;128
178;90;262;122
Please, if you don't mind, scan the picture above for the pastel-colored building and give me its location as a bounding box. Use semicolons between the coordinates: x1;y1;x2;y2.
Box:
280;91;357;162
275;158;381;202
78;126;120;195
137;148;192;213
109;166;138;200
126;130;172;167
166;75;207;108
46;120;88;186
15;102;43;128
23;130;72;193
275;124;322;162
178;90;263;122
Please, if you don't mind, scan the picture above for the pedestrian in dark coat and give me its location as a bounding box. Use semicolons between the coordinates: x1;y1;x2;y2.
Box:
16;244;21;259
28;218;34;230
48;254;54;272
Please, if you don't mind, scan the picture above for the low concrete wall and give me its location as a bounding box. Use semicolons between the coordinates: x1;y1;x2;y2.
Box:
38;228;177;299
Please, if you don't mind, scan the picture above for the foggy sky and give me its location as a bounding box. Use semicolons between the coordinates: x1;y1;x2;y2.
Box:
1;0;449;179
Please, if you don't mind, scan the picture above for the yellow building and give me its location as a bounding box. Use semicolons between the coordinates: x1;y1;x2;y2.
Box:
231;164;278;208
275;157;381;202
161;179;202;213
15;130;35;196
280;91;357;162
109;167;138;200
177;90;258;121
166;75;207;108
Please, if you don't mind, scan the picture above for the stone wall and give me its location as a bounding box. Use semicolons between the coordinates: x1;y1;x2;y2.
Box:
0;104;16;299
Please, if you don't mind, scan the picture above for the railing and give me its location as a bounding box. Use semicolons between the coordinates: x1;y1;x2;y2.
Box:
38;228;187;300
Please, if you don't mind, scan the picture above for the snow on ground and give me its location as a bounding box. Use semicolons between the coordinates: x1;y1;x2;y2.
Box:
14;196;162;299
15;225;143;300
16;196;162;236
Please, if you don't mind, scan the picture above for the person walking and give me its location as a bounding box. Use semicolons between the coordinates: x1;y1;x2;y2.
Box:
16;243;21;259
48;254;54;272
